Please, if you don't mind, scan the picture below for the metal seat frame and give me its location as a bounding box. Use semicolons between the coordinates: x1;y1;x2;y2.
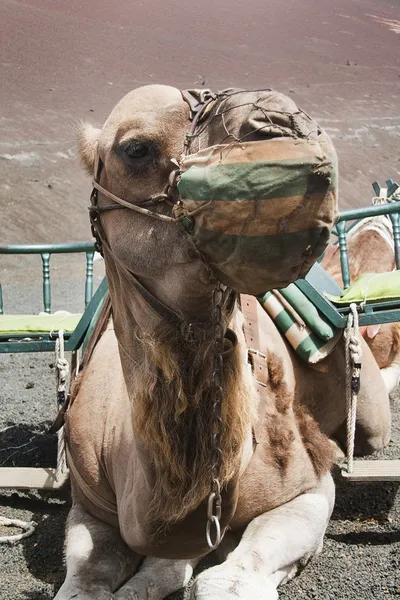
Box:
0;242;108;354
296;187;400;330
0;242;108;489
295;180;400;481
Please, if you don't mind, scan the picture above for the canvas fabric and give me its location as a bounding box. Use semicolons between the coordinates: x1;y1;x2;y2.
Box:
0;313;81;335
177;133;338;296
260;288;342;363
328;271;400;305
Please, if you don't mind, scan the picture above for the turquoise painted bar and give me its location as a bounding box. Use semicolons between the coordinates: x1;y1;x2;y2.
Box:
0;242;95;254
0;242;96;314
336;200;400;223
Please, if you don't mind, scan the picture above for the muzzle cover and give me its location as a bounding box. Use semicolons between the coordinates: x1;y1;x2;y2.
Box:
177;130;338;295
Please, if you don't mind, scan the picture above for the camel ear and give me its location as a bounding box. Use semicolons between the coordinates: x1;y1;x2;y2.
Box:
77;122;101;174
366;324;381;339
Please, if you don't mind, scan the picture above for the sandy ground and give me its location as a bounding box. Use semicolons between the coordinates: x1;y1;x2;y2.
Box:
1;0;400;247
1;0;400;597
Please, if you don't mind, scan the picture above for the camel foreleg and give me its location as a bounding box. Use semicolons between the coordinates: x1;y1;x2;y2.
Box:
54;502;141;600
191;472;335;600
114;556;199;599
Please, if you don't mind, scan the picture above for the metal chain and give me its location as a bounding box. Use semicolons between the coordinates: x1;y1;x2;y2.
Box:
89;186;105;256
206;281;225;550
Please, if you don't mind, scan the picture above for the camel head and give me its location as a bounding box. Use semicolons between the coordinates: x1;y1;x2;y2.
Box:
78;85;216;323
78;84;337;324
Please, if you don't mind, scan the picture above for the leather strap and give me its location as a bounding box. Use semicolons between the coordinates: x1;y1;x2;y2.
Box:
240;294;269;445
180;89;216;122
124;268;184;329
91;179;177;223
66;445;118;516
240;294;261;350
181;89;217;152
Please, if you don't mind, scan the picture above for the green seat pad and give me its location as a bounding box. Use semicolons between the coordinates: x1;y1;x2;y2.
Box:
0;313;82;335
328;271;400;305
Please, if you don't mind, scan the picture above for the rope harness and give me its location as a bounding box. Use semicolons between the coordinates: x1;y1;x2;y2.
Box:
55;330;68;481
345;303;363;473
88;89;217;257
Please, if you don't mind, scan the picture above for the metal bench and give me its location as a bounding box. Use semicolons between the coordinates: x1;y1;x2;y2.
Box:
0;242;108;354
0;242;108;489
296;181;400;481
297;199;400;330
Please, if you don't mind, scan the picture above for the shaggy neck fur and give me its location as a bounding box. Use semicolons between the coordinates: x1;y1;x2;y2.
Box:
106;258;252;527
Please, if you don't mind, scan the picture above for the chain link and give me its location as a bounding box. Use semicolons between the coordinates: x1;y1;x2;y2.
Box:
206;281;226;550
89;188;104;256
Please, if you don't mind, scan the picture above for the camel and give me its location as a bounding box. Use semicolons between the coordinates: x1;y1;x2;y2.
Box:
322;213;400;392
55;85;391;600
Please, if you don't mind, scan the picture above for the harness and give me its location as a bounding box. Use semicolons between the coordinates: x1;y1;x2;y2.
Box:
88;89;222;332
89;89;217;255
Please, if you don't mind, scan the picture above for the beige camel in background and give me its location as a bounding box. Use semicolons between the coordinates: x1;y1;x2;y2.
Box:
322;214;400;392
55;85;390;600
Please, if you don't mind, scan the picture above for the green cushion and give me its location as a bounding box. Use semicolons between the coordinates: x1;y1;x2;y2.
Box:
277;283;336;341
328;271;400;305
0;313;82;335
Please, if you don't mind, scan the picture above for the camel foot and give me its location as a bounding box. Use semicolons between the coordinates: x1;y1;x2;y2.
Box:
114;557;196;600
190;564;279;600
54;584;114;600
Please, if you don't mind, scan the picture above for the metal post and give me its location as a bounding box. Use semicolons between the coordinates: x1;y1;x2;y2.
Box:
336;221;351;289
85;251;94;306
0;283;3;315
390;213;400;270
41;253;51;313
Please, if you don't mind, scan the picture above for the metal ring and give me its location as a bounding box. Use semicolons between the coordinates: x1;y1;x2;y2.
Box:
207;492;216;520
206;515;221;550
207;488;222;516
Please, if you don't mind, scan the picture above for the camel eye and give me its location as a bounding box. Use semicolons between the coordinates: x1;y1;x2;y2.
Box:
122;140;150;159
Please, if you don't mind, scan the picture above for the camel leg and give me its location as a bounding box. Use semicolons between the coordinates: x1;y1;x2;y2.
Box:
54;502;141;600
333;382;391;456
333;345;391;455
191;473;335;600
114;556;199;599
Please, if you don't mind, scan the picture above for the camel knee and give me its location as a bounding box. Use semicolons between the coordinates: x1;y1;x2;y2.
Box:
334;419;391;456
356;428;391;455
